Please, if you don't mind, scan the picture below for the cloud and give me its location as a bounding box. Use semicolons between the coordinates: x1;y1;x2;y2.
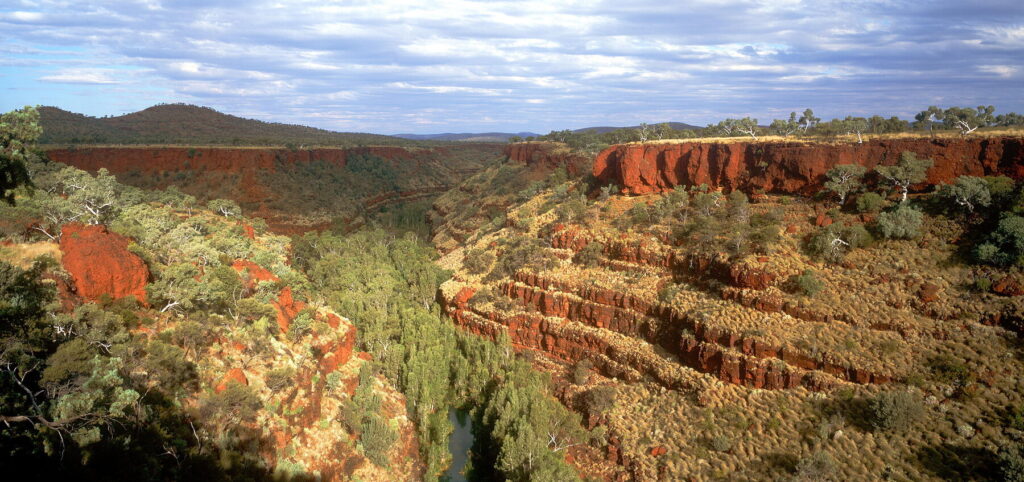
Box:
1;0;1022;133
39;68;123;84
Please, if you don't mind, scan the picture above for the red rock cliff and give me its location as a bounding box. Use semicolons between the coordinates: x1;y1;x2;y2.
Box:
46;146;416;174
593;137;1024;195
59;223;150;305
504;142;590;174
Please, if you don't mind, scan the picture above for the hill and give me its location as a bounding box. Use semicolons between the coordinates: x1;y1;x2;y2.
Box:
38;104;417;147
573;121;701;134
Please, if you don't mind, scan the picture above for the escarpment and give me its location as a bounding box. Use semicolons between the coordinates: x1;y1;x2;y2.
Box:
593;137;1024;195
48;143;502;234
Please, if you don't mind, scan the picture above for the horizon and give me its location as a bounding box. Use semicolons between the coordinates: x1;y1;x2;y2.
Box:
2;1;1022;134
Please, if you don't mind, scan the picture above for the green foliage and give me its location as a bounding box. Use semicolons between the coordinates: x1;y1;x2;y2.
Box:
265;366;295;391
856;192;886;213
207;198;241;217
975;214;1024;267
867;390;924;431
876;205;924;239
571;359;593;385
463;248;495;274
794;450;838;481
792;269;824;297
486;236;557;282
875;152;934;202
824;164;867;204
1000;443;1024;482
0;106;41;204
928;354;970;385
936;176;992;214
583;386;616;415
361;414;398;467
573;241;604;267
806;223;872;263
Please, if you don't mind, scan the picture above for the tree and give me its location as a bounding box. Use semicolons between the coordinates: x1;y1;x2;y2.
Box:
936;176;991;214
943;106;995;136
798;108;820;133
824;164;867;204
913;106;943;132
875;151;934;203
207;198;241;217
842;116;869;143
635;123;652;142
975;214;1024;267
0;106;41;205
734;117;760;140
876;205;924;239
769;112;800;137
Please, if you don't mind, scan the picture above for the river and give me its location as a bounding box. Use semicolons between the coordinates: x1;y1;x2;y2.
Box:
443;408;474;482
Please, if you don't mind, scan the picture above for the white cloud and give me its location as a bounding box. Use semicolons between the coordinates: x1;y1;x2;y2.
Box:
39;68;121;84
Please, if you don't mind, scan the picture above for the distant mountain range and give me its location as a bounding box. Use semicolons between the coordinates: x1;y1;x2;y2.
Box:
38;104;417;147
396;122;702;142
393;132;540;142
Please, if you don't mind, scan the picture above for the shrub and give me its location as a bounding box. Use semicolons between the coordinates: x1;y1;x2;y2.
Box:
573;241;604;267
794;450;838;481
876;205;923;239
710;435;733;453
792;270;824;297
265;367;295;391
1000;443;1024;482
806;224;871;263
361;414;397;467
571;359;594;385
975;214;1024;267
463;249;495;274
856;192;886;213
868;390;924;431
928;354;970;385
583;386;616;415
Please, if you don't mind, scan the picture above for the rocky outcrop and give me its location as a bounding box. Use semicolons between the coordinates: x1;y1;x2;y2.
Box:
593;137;1024;195
215;368;248;393
504;142;591;174
59;223;150;305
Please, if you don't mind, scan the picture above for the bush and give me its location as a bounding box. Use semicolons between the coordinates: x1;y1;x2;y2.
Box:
1000;443;1024;482
876;205;923;239
710;435;733;452
463;249;495;274
928;354;970;385
806;224;870;263
792;270;824;297
573;241;604;267
868;390;924;431
856;192;886;213
583;386;616;415
975;214;1024;267
265;367;295;391
361;414;397;467
794;450;838;481
571;359;594;385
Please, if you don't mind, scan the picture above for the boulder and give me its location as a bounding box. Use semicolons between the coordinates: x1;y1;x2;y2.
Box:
215;368;248;393
59;223;149;305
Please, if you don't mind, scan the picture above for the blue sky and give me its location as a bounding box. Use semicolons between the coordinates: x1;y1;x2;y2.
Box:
1;0;1022;134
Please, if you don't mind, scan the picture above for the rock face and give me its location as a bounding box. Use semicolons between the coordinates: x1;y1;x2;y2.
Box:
46;146;416;174
504;142;591;174
593;137;1024;195
59;223;149;305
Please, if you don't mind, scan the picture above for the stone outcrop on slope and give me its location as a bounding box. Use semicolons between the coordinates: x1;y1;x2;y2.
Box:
59;222;150;305
593;137;1024;195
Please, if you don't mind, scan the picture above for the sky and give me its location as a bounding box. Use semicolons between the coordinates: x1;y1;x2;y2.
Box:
1;0;1022;134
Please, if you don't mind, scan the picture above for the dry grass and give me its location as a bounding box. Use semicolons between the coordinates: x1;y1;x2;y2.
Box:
0;241;61;268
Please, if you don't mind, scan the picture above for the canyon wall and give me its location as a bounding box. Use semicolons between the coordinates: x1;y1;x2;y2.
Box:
46;146;417;174
503;142;591;174
592;137;1024;195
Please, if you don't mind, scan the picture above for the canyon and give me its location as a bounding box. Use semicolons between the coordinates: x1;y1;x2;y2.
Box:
592;137;1024;195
